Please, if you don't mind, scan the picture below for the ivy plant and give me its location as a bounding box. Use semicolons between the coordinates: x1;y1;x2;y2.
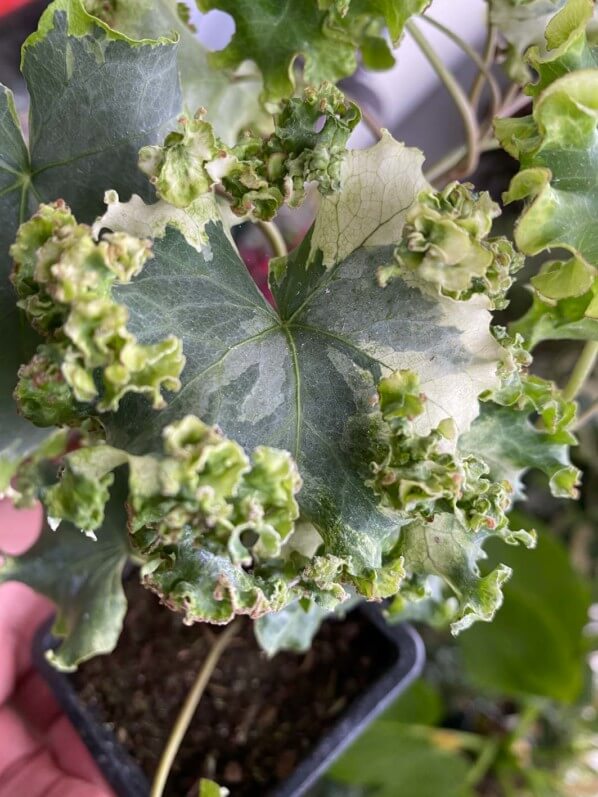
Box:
0;0;595;681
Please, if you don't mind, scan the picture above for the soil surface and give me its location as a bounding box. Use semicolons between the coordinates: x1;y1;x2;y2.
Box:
74;580;392;796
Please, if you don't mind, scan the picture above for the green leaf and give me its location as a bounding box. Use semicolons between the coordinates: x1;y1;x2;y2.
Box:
396;514;513;634
139;84;361;219
459;519;591;702
381;678;443;725
460;402;581;498
196;0;428;106
0;484;131;671
511;282;598;348
377;181;524;309
0;0;181;481
101;132;503;599
367;368;537;631
525;0;597;96
11;203;185;422
22;415;318;626
141;527;294;622
497;2;598;266
496;1;598;349
84;0;270;145
350;0;431;42
488;0;568;83
20;0;180;226
326;721;474;797
198;780;228;797
254;599;331;656
0;88;48;490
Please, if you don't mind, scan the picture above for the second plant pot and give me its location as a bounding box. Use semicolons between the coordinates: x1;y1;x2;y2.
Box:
33;583;423;797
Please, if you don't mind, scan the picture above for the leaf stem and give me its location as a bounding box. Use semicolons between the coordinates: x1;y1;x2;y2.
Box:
466;739;499;787
406;20;480;177
358;104;384;141
420;16;500;124
573;399;598;430
470;24;498;111
424;137;500;184
150;620;241;797
257;219;288;259
563;341;598;402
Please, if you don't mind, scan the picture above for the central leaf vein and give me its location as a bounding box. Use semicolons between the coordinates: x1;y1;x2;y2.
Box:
282;325;302;460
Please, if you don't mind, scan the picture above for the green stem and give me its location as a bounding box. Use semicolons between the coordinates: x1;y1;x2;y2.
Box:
510;702;540;742
420;16;500;122
466;739;500;787
424;137;500;184
406;20;480;177
574;399;598;430
563;341;598;402
471;24;498;110
150;621;240;797
257;219;288;259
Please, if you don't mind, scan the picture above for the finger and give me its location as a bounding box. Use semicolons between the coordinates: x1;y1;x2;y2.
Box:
13;673;109;787
13;669;62;732
0;499;42;554
46;714;112;789
0;583;53;705
0;705;110;797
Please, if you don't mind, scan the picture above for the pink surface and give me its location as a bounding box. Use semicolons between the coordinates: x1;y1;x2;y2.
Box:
0;500;112;795
0;0;35;17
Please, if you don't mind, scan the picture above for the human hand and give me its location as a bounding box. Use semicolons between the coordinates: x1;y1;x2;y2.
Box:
0;500;112;797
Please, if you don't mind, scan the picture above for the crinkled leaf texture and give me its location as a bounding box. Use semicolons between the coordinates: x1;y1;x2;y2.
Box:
98;131;504;633
0;0;181;485
460;403;580;500
0;484;130;671
395;515;513;635
497;0;598;345
196;0;430;106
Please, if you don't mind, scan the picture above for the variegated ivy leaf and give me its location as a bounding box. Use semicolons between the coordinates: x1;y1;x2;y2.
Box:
514;255;598;350
496;0;598;347
376;181;523;310
31;416;325;625
97;132;503;610
11;203;185;424
460;403;581;499
0;0;181;486
365;368;535;631
0;484;131;671
462;328;581;499
254;600;332;656
488;0;567;83
196;0;430;106
139;84;361;219
83;0;270;145
393;514;514;635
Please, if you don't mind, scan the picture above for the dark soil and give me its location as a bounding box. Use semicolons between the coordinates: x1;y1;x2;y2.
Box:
74;580;392;796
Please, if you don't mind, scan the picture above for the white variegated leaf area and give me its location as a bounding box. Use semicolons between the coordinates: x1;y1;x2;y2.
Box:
309;130;429;266
101;134;503;579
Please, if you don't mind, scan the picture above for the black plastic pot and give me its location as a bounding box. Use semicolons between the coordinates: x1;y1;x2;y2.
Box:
33;605;424;797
